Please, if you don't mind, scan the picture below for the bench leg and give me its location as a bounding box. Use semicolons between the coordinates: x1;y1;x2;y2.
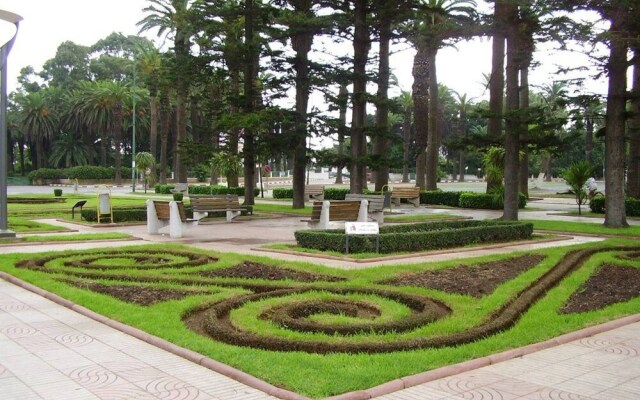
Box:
409;197;420;207
317;201;330;229
169;201;184;238
193;211;207;221
146;200;166;234
392;198;400;206
371;211;384;225
357;200;369;222
226;210;241;222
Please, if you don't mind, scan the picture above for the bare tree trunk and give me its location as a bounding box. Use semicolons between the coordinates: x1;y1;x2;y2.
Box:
373;13;391;192
603;8;629;228
518;65;530;197
149;95;158;181
487;0;506;193
350;0;369;194
412;43;429;190
159;92;170;184
402;107;411;183
336;84;348;184
502;2;519;221
243;0;257;206
425;48;439;190
627;47;640;198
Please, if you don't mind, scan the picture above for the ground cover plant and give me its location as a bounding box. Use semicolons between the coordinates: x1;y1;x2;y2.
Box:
2;241;639;398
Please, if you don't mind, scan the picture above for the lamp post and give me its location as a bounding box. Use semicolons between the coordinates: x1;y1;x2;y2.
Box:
131;59;137;193
0;10;21;238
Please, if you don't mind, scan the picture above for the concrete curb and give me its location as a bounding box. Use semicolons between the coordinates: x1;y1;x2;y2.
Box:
2;271;638;400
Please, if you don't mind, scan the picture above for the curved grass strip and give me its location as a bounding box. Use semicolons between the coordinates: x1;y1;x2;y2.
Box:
16;249;218;272
186;246;639;354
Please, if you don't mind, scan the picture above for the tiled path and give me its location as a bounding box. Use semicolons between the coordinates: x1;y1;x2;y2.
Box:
0;279;276;400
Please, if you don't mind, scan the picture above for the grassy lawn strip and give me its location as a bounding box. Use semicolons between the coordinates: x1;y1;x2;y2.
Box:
252;202;311;215
8;217;71;233
0;232;133;244
2;241;638;398
384;213;468;222
526;219;640;237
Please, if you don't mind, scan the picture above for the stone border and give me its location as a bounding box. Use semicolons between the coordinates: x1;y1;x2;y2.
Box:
2;271;639;400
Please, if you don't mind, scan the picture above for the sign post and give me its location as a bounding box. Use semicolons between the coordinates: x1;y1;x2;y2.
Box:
344;222;380;254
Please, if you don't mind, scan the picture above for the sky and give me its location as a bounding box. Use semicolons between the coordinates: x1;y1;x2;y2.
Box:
0;0;607;102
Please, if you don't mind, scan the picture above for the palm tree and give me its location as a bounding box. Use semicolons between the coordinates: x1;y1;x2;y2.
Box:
138;0;196;183
49;132;89;168
407;0;478;189
398;90;414;183
137;44;162;175
18;91;57;169
135;151;156;193
452;91;473;182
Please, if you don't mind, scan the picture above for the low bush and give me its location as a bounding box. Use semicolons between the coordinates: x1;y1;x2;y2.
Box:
53;189;63;197
82;207;152;223
324;188;350;200
28;166;133;181
458;192;527;209
28;168;67;181
589;196;640;217
155;184;258;196
420;190;464;207
273;188;293;199
295;220;533;253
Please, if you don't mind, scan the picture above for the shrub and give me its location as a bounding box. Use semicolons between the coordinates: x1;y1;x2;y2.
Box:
273;188;294;199
173;193;184;202
66;166;112;180
420;190;464;207
81;207;150;223
459;192;527;209
155;184;258;196
324;188;349;200
294;220;533;253
28;168;67;181
589;196;640;217
53;188;63;197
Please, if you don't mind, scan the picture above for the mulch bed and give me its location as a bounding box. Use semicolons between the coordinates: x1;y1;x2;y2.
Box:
198;261;346;283
66;281;209;306
382;254;546;297
561;264;640;313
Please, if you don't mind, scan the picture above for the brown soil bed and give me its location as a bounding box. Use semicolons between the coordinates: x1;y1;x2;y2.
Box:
382;254;546;297
198;261;346;283
66;281;209;306
561;263;640;313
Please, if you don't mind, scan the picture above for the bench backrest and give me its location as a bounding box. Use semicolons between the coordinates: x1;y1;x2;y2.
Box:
345;194;384;212
153;201;187;222
392;187;420;198
304;185;324;195
310;200;361;221
172;183;189;193
190;195;240;211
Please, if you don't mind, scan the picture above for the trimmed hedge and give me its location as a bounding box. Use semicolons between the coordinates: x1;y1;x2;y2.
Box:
589;196;640;216
420;190;465;207
324;188;349;200
273;188;293;199
81;203;252;222
28;166;133;181
154;184;258;196
458;192;527;209
294;220;533;254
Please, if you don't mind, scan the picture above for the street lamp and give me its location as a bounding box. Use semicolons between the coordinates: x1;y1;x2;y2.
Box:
0;10;21;238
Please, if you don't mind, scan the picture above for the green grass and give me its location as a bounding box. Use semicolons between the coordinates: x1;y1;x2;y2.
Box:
0;232;133;244
525;219;640;237
8;194;150;219
252;202;311;215
3;240;638;397
384;213;468;222
8;217;71;233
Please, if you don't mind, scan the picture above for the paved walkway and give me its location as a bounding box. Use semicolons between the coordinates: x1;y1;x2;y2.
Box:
1;197;639;399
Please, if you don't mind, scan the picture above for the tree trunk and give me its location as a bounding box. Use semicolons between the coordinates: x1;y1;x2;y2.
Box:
425;48;439;190
336;84;348;184
412;43;429;189
627;47;640;198
487;0;506;193
502;3;519;221
159;92;170;184
373;14;391;192
350;0;369;194
458;109;467;182
242;0;257;206
603;9;629;228
113;103;123;185
585;116;594;163
518;64;530;197
291;0;313;209
402;108;411;183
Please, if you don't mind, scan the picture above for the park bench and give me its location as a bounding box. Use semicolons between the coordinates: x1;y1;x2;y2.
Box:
302;200;368;229
190;194;245;222
391;187;420;207
304;185;325;202
146;200;194;239
345;194;385;224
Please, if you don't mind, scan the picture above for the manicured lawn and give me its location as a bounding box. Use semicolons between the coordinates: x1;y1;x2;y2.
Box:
0;232;134;244
3;239;639;398
8;217;71;233
384;213;468;222
525;219;640;237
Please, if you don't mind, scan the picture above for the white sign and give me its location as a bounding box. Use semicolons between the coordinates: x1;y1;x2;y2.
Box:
345;222;379;235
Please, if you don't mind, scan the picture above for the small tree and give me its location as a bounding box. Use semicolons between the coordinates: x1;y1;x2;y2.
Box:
135;152;156;194
562;161;593;215
210;152;242;187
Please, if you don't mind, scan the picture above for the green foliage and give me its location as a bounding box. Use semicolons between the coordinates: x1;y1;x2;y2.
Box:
173;193;184;202
273;188;294;199
154;184;258;197
28;166;133;181
562;161;593;214
459;192;527;209
28;168;67;181
589;196;640;217
53;189;63;197
295;220;533;254
81;207;150;223
324;188;349;200
193;164;210;182
419;190;464;207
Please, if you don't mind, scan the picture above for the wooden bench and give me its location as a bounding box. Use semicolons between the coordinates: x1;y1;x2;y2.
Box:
146;200;194;238
391;187;420;207
190;194;244;222
304;185;325;202
345;194;385;224
303;200;368;229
